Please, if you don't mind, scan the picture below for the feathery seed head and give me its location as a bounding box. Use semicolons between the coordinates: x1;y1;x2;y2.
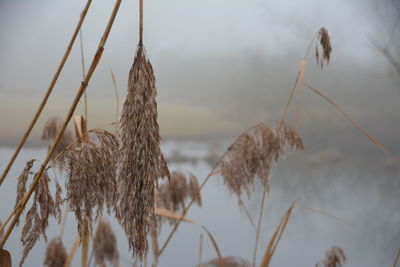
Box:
116;45;169;259
44;238;67;267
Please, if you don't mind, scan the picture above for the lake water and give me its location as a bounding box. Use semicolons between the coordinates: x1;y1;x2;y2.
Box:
0;141;399;266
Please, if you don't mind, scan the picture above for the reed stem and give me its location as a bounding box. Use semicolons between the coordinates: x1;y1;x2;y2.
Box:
0;0;93;187
0;0;122;248
252;187;267;267
139;0;143;44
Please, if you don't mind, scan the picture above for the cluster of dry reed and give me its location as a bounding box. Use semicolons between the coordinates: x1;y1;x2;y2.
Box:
1;2;399;267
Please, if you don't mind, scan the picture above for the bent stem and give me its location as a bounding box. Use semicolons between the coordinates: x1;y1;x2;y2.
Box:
252;187;267;267
0;0;122;249
0;0;93;188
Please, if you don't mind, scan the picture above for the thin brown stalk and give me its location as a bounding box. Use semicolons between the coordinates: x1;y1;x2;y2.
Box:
201;225;224;267
252;188;267;267
0;0;122;249
0;0;93;187
81;221;89;267
158;170;217;257
238;199;257;233
199;234;203;266
393;248;400;267
304;82;399;161
139;0;143;44
79;29;88;122
259;201;296;267
64;234;81;267
110;70;120;125
298;206;352;226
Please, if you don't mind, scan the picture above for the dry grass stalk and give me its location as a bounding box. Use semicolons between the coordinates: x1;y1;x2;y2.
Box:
65;129;118;234
0;221;3;240
304;82;399;162
111;70;120;125
116;44;169;259
393;248;400;267
64;234;80;267
199;234;203;266
150;215;160;264
0;0;122;250
93;220;119;267
44;237;67;267
201;225;224;267
0;0;93;188
220;122;303;200
315;27;332;68
20;170;59;266
42;116;75;169
260;201;296;267
315;246;346;267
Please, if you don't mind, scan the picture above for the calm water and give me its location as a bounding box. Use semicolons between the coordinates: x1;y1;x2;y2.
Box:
0;142;399;266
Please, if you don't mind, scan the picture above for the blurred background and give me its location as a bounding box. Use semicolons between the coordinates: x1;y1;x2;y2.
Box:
0;0;399;266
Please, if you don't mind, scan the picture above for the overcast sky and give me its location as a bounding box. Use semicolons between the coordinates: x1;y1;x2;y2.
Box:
0;0;399;145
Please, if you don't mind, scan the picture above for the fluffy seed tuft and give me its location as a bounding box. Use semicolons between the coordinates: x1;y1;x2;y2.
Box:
93;220;119;267
219;122;303;200
315;27;332;69
315;246;346;267
116;44;169;259
44;237;67;267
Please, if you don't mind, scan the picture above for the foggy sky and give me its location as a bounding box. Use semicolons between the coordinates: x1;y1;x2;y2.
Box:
0;0;399;145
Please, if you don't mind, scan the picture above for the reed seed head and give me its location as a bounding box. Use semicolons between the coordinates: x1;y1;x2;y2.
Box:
93;220;119;267
116;44;169;259
44;237;67;267
65;129;118;235
20;170;58;267
315;27;332;69
42;116;74;169
219;122;303;200
15;159;35;225
156;171;201;213
315;246;346;267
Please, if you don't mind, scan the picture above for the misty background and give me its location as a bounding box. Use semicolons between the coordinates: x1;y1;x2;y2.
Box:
0;0;400;266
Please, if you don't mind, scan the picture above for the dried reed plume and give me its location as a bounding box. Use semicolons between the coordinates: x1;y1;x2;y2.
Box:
116;45;169;259
315;27;332;68
315;246;346;267
44;237;67;267
93;220;119;267
42;116;74;169
65;129;118;234
219;122;303;200
156;171;202;212
15;160;35;222
20;170;59;266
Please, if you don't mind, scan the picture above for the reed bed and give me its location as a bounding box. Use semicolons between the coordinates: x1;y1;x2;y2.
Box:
0;2;398;266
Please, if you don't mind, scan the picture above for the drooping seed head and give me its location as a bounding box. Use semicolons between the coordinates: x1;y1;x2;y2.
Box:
44;238;67;267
